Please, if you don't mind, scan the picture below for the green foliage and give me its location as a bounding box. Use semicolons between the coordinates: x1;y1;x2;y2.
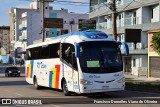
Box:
151;32;160;55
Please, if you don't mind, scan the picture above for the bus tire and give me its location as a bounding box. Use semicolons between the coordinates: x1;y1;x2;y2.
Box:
33;76;40;89
62;79;71;96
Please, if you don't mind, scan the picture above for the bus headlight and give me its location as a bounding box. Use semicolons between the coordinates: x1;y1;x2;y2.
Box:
117;77;125;83
80;79;93;85
9;71;12;73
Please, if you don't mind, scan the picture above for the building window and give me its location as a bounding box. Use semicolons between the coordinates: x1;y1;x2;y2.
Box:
151;8;153;19
133;59;136;67
46;31;49;38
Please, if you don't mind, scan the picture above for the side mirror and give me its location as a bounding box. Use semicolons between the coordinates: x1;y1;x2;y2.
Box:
117;42;129;56
74;42;80;57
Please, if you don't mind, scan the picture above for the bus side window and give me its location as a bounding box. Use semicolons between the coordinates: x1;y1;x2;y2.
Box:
41;45;49;59
29;47;42;60
49;43;60;58
26;50;31;60
61;43;78;70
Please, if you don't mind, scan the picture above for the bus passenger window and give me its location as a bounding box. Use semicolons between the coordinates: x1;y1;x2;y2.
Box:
42;45;49;59
49;43;60;58
61;43;78;70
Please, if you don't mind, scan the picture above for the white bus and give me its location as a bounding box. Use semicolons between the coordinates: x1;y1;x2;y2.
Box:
25;30;129;96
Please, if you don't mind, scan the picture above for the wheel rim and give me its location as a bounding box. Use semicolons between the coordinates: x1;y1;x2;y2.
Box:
63;81;68;93
34;78;38;88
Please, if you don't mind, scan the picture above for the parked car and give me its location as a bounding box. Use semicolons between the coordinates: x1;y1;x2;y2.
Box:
5;67;21;77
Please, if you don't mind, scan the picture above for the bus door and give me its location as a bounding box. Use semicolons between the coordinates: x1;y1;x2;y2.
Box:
61;43;79;93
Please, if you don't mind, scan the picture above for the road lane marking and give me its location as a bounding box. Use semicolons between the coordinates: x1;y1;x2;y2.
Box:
51;104;61;107
15;93;24;97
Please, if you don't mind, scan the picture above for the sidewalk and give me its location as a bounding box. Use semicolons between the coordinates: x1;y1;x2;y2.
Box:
125;74;160;83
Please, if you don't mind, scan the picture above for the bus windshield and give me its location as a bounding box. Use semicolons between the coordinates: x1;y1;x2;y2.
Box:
79;41;123;74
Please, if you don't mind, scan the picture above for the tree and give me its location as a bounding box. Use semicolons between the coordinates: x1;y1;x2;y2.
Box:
151;31;160;55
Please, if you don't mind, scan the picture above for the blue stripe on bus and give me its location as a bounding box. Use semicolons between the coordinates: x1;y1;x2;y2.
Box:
49;71;53;88
30;61;34;78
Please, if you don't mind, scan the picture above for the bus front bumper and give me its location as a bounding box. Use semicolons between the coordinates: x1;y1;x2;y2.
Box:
79;83;125;94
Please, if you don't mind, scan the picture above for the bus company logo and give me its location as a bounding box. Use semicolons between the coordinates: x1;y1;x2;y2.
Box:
94;75;100;78
89;75;93;78
37;62;47;68
89;75;100;78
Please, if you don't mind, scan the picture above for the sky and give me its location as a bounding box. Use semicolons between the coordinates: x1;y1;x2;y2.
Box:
0;0;89;26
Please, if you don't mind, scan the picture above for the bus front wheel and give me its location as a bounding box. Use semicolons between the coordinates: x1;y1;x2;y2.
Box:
62;80;71;96
33;76;40;89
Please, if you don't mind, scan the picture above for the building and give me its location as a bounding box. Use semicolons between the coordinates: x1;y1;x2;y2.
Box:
148;28;160;78
89;0;160;76
0;26;10;55
8;0;50;58
8;8;35;53
8;1;88;58
19;9;88;46
17;1;88;50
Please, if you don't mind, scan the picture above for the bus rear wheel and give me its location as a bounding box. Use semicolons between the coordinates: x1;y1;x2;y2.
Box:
34;77;40;89
62;80;71;96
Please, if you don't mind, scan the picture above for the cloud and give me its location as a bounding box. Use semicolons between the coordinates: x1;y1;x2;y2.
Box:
70;0;89;5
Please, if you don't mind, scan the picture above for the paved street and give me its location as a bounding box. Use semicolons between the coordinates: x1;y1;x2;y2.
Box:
0;75;160;107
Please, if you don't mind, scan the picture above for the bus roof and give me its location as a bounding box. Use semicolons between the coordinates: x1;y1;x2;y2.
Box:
27;30;115;49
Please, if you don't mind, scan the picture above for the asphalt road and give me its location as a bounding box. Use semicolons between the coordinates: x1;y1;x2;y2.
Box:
0;76;160;107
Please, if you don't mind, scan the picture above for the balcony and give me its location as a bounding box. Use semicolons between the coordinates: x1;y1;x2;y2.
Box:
22;12;27;18
19;23;27;31
96;22;112;29
119;0;134;5
121;42;148;55
90;2;108;12
19;36;27;40
90;0;134;12
97;17;140;30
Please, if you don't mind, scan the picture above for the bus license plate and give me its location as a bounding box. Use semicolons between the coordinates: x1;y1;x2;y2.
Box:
102;86;109;89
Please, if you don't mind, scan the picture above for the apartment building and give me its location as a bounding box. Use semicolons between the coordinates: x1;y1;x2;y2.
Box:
8;0;88;58
8;8;36;56
89;0;160;77
0;26;10;55
18;1;88;47
8;0;49;58
19;9;88;46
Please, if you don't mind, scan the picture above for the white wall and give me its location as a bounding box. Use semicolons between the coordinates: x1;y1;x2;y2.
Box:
136;8;142;24
131;55;148;76
152;5;160;22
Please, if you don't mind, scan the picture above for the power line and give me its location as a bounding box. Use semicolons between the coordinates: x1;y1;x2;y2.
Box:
120;0;135;12
54;0;89;4
53;2;89;6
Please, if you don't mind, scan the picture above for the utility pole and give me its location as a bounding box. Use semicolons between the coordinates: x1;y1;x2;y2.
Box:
42;0;45;42
111;0;117;40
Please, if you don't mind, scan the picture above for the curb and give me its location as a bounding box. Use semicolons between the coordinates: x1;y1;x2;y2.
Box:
125;82;160;93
